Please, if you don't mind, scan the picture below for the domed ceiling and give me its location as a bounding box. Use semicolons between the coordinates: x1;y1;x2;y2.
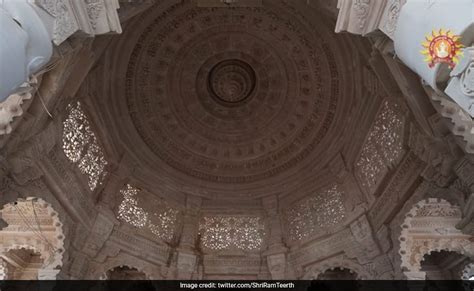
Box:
92;0;372;201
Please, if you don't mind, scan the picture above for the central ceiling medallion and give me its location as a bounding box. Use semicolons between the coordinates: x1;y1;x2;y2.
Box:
208;59;256;105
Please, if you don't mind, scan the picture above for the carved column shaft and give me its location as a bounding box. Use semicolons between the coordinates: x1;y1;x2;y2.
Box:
175;196;202;279
179;211;200;250
262;196;288;280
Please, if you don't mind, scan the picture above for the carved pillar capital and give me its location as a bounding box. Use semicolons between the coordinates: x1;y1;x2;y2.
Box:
266;253;287;280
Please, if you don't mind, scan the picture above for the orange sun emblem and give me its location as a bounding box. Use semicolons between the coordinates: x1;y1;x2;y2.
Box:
421;29;464;69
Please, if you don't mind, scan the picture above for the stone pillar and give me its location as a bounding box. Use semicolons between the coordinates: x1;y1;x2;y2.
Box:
97;172;125;211
175;196;201;280
262;196;288;280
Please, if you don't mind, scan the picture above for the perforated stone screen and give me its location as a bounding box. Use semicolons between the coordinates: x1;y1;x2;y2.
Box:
355;100;405;194
117;184;180;243
284;184;346;242
62;101;108;191
199;215;265;252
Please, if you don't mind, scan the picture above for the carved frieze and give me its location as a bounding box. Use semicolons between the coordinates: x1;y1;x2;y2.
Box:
107;226;170;265
289;228;351;267
369;151;425;230
399;199;474;274
379;0;406;39
34;0;121;45
202;255;262;275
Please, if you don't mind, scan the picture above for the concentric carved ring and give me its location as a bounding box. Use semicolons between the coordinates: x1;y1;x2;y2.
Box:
208;59;256;105
124;2;344;184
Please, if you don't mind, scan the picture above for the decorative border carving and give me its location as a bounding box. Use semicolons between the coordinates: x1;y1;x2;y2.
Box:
399;199;473;276
0;198;65;278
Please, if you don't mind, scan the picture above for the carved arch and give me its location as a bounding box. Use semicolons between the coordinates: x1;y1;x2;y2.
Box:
302;256;371;279
87;252;164;280
399;198;474;279
462;263;474;280
0;258;6;280
0;197;66;279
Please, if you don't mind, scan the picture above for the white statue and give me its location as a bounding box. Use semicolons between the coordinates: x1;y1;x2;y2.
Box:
0;0;53;102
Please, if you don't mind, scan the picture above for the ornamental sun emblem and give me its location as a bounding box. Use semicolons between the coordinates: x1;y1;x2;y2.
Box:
421;29;464;69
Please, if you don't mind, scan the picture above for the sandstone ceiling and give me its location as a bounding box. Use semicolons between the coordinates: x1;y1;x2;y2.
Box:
87;0;379;203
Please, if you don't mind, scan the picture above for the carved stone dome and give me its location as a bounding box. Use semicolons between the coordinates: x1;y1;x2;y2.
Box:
2;0;473;281
93;0;367;202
